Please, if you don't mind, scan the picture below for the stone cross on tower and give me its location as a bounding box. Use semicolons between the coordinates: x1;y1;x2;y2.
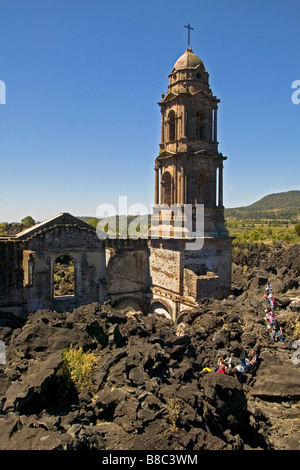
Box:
184;23;194;49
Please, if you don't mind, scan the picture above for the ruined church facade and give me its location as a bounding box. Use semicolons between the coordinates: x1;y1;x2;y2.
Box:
0;48;232;323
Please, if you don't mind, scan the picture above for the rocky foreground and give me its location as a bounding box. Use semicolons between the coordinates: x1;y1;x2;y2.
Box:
0;243;300;451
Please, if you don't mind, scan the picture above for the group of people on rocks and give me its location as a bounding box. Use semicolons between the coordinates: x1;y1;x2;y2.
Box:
264;283;284;343
214;346;259;383
211;282;285;383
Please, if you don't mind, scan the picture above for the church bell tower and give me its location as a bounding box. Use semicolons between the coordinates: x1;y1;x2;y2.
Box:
152;46;228;237
148;39;233;320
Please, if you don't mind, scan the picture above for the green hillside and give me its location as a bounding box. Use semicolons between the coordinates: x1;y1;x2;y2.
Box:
225;191;300;221
247;190;300;210
224;191;300;245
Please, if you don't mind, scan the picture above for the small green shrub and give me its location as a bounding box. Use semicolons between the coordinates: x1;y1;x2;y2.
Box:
53;273;63;283
166;398;181;432
293;319;300;339
61;345;98;392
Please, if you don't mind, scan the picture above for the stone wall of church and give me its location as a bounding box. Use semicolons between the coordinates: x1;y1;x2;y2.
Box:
105;239;150;310
0;229;232;323
183;237;233;300
149;244;181;295
0;225;106;319
148;236;232;319
0;240;25;320
24;225;106;314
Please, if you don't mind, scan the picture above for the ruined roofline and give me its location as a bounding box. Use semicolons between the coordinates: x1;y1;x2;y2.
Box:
15;213;99;240
15;213;67;238
0;222;99;243
19;223;100;242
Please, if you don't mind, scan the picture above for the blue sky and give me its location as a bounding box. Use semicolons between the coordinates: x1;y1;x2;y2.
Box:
0;0;299;222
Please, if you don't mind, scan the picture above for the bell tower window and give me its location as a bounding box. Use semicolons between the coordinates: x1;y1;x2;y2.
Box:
196;110;205;140
169;110;176;141
162;171;172;205
197;172;209;205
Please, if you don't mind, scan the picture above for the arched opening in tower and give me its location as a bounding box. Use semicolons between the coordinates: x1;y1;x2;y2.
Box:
162;171;172;205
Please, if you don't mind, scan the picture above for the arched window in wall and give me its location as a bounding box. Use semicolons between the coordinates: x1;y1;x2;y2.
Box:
196;110;205;140
162;171;172;205
169;110;176;141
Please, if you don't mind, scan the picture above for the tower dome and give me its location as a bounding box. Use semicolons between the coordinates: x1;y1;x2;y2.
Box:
173;48;205;71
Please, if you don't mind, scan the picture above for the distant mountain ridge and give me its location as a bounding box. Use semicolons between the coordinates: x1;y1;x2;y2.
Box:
243;190;300;210
77;191;300;224
225;190;300;220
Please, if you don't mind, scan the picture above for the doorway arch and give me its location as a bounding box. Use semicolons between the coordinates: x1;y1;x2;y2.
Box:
150;300;172;319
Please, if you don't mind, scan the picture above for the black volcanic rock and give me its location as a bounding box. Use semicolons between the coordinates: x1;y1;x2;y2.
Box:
0;243;300;450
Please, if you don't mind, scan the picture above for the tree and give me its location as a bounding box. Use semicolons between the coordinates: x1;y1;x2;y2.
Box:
0;222;7;236
295;223;300;237
21;216;35;227
87;217;100;228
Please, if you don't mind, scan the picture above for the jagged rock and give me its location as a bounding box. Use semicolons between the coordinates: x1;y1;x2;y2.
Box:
0;412;21;442
291;340;300;365
3;351;64;412
0;425;74;450
113;397;140;432
1;243;300;450
128;365;148;386
93;386;129;420
85;320;108;347
289;298;300;312
251;364;300;399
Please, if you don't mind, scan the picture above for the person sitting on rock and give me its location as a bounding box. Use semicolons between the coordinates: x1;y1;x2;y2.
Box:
233;352;257;383
224;354;233;373
272;319;284;343
245;350;259;374
215;356;223;372
239;346;248;369
217;360;228;375
232;365;245;383
215;355;228;372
